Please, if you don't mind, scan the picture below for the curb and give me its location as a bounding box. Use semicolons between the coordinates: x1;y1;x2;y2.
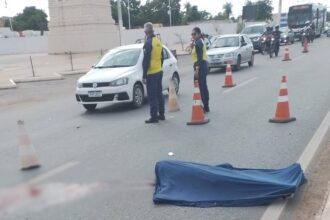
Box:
12;73;64;84
0;78;17;90
58;69;88;76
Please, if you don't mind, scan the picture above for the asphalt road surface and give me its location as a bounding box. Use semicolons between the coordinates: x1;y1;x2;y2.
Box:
0;37;330;220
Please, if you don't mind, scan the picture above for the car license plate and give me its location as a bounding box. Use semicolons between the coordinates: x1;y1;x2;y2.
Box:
88;91;102;97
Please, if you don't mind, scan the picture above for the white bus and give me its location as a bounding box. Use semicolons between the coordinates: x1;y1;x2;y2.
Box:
288;3;327;38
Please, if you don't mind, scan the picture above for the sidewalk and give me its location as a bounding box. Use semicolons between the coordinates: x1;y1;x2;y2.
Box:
0;52;102;88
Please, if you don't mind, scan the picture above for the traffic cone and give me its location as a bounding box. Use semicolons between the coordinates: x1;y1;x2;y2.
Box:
269;76;296;123
222;61;236;88
168;79;180;112
17;120;41;170
302;38;308;53
187;81;210;125
282;46;291;61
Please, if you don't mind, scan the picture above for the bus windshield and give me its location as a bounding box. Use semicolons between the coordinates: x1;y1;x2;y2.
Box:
288;7;312;27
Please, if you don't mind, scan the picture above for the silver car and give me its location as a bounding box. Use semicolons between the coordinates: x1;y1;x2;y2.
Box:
207;34;254;71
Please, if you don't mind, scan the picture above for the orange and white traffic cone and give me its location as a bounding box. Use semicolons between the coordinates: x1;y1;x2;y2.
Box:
17;120;41;170
269;76;296;123
282;46;291;61
168;79;180;112
187;81;210;125
222;61;236;88
302;38;308;53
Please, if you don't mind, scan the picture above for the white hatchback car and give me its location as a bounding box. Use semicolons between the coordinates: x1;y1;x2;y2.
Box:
207;34;254;71
76;44;180;111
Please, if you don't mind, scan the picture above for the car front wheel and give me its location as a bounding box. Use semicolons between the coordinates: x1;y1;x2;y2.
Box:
248;53;254;67
172;73;180;94
132;83;144;108
234;55;241;71
83;104;97;111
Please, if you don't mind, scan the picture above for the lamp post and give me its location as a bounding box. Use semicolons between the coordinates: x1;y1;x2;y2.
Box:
117;0;123;45
127;0;131;29
168;0;172;26
278;0;282;26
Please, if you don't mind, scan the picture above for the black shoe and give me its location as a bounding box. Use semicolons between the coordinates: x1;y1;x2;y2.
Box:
145;118;159;123
203;106;210;113
158;115;165;120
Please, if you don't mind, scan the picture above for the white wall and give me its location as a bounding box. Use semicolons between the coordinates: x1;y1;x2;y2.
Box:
121;21;238;46
0;36;48;55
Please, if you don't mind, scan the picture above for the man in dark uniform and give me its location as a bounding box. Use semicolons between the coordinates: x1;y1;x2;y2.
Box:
142;22;165;124
191;27;210;112
272;25;282;56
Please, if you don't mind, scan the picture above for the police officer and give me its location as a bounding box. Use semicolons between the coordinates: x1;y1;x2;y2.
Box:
191;27;209;113
273;25;282;56
142;22;165;124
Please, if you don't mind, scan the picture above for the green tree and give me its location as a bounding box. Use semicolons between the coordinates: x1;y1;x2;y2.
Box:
183;3;211;23
327;12;330;22
222;2;233;19
110;0;144;28
11;7;48;32
256;0;273;21
213;12;226;20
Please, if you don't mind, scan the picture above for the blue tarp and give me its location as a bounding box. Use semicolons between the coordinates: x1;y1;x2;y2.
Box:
153;160;306;207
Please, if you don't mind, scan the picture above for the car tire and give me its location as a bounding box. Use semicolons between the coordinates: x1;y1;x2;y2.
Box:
172;73;180;94
234;55;241;71
83;104;97;111
132;83;144;108
248;53;254;67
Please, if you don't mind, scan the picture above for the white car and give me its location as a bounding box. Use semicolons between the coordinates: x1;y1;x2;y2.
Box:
76;44;180;111
207;34;254;71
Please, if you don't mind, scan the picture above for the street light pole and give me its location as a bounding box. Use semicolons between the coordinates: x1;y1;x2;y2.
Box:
127;0;131;29
117;0;123;45
278;0;282;26
168;0;172;26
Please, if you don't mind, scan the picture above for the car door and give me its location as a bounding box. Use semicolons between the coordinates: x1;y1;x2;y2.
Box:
244;35;253;59
161;48;171;89
240;36;249;62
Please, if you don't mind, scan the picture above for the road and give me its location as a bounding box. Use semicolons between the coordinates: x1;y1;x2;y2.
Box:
0;37;330;220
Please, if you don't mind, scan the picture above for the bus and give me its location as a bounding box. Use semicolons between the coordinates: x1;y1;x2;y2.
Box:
288;3;327;39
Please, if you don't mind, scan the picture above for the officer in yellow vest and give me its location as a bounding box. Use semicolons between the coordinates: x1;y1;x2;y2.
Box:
142;22;165;123
191;27;210;112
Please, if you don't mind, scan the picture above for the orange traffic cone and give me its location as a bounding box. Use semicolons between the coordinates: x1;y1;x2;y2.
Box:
269;76;296;123
302;38;308;53
17;120;41;170
168;79;180;112
222;61;236;88
187;81;210;125
282;46;291;61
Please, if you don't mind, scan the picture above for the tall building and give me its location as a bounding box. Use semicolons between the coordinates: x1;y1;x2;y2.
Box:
48;0;120;53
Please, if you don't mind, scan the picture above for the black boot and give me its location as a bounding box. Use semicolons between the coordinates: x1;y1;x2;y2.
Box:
145;118;159;123
158;114;165;120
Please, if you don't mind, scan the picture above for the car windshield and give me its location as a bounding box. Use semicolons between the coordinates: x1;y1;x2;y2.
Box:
94;49;141;68
211;37;239;48
242;26;264;34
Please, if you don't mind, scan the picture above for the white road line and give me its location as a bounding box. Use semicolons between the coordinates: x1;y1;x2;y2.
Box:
27;161;79;185
223;77;258;94
260;110;330;220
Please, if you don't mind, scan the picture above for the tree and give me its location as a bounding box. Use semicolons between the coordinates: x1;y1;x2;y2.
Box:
327;12;330;22
11;7;48;32
222;2;233;20
110;0;144;28
213;12;226;20
256;0;273;21
183;3;211;23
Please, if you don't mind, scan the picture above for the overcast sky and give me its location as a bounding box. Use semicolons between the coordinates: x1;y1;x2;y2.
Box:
0;0;329;18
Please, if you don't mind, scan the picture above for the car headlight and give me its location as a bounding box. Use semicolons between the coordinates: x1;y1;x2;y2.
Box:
77;82;83;88
224;52;234;58
109;77;129;86
283;35;287;38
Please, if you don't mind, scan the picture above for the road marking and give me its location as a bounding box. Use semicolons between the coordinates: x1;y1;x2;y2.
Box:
27;161;79;185
260;110;330;220
223;77;258;94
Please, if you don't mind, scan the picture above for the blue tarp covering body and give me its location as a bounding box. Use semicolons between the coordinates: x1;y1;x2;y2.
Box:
153;160;306;207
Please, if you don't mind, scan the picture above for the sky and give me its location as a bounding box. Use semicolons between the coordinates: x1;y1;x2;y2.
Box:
0;0;329;18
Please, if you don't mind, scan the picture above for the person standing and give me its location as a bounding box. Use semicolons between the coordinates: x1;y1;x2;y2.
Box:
142;22;165;123
191;27;210;112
